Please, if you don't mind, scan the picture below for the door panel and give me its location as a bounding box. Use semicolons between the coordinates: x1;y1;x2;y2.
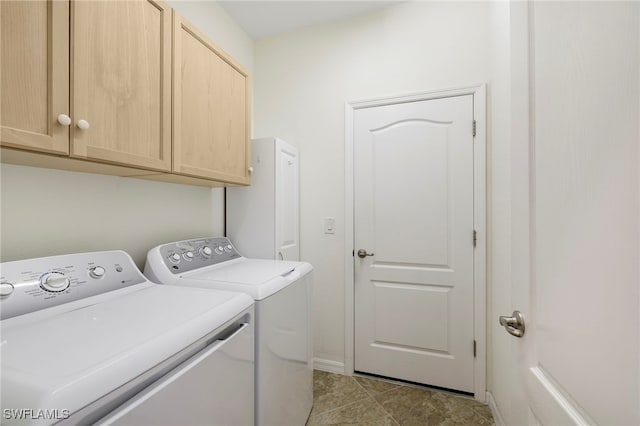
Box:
354;95;475;393
72;0;171;171
0;0;69;154
372;282;450;351
372;120;450;266
532;3;638;421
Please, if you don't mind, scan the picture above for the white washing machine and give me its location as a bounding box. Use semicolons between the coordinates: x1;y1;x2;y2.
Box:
144;237;313;426
0;250;254;426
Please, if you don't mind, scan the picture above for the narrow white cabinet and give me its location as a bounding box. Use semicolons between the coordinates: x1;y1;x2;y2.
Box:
226;137;299;260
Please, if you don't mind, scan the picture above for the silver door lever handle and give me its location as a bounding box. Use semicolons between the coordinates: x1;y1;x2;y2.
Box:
499;310;525;338
357;249;374;258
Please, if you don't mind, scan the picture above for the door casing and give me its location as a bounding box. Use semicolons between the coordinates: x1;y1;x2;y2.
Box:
344;84;487;401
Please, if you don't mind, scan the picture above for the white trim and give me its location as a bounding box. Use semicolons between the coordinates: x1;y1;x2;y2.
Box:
473;84;487;402
313;358;345;375
344;84;487;401
344;102;355;376
348;85;488;109
528;367;595;425
486;392;506;426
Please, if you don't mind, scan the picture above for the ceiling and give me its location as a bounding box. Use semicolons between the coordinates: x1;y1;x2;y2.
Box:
218;1;403;40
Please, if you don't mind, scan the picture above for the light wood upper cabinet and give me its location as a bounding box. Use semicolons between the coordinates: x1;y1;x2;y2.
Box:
1;0;171;172
173;12;251;185
71;0;172;172
1;1;251;186
0;0;69;155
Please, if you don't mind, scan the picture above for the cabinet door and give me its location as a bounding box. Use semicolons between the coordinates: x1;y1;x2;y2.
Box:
173;12;251;185
72;0;171;172
0;0;69;155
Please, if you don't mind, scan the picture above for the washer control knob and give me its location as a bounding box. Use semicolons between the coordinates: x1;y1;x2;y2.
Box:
201;246;213;257
89;266;106;279
40;272;70;292
224;244;233;253
214;246;224;255
0;282;15;297
168;253;181;264
183;251;194;261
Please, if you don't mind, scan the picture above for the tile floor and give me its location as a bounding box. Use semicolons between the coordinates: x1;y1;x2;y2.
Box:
307;370;495;426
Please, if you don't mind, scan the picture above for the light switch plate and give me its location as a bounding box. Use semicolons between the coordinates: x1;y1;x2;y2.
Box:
324;217;335;234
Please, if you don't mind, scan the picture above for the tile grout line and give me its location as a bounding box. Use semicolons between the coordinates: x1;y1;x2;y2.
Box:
351;377;401;425
309;375;372;418
309;396;377;421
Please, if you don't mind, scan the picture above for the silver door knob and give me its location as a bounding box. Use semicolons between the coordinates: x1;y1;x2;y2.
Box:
499;310;525;338
357;249;374;258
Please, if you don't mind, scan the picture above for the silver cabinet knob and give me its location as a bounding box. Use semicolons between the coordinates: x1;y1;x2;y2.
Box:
499;310;525;337
357;249;374;258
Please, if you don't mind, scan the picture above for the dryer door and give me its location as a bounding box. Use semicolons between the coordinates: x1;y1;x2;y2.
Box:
97;322;254;426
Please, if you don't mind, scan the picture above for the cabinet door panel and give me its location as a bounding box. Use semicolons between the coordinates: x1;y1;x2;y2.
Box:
173;13;251;185
72;0;171;171
0;0;69;154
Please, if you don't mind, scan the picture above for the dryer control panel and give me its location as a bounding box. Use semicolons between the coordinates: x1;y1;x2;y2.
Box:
155;237;242;275
0;251;146;320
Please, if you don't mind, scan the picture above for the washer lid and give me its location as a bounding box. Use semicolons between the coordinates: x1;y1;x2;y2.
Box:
1;283;253;419
184;259;312;300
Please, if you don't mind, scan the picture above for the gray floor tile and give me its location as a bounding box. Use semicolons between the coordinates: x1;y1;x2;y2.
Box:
353;375;401;397
311;370;370;417
307;398;398;426
308;371;495;426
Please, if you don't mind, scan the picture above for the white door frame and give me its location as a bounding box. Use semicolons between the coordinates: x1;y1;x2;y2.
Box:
344;84;487;401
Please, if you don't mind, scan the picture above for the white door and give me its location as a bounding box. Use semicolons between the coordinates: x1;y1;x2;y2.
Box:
275;140;299;261
506;2;640;425
354;95;476;393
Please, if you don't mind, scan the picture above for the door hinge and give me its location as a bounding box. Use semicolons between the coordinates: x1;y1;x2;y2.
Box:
473;230;477;247
472;120;477;137
473;340;477;358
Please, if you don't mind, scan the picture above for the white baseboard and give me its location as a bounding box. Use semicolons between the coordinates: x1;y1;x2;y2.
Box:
313;358;345;375
486;391;506;426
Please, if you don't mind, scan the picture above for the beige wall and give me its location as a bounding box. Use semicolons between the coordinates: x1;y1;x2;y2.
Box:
0;1;254;270
253;1;513;386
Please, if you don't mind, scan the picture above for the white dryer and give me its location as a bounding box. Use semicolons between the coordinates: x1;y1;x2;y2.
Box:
0;250;254;426
145;237;313;426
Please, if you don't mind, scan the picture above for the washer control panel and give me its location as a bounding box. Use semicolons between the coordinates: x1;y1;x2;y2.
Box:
0;251;146;320
158;237;241;274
